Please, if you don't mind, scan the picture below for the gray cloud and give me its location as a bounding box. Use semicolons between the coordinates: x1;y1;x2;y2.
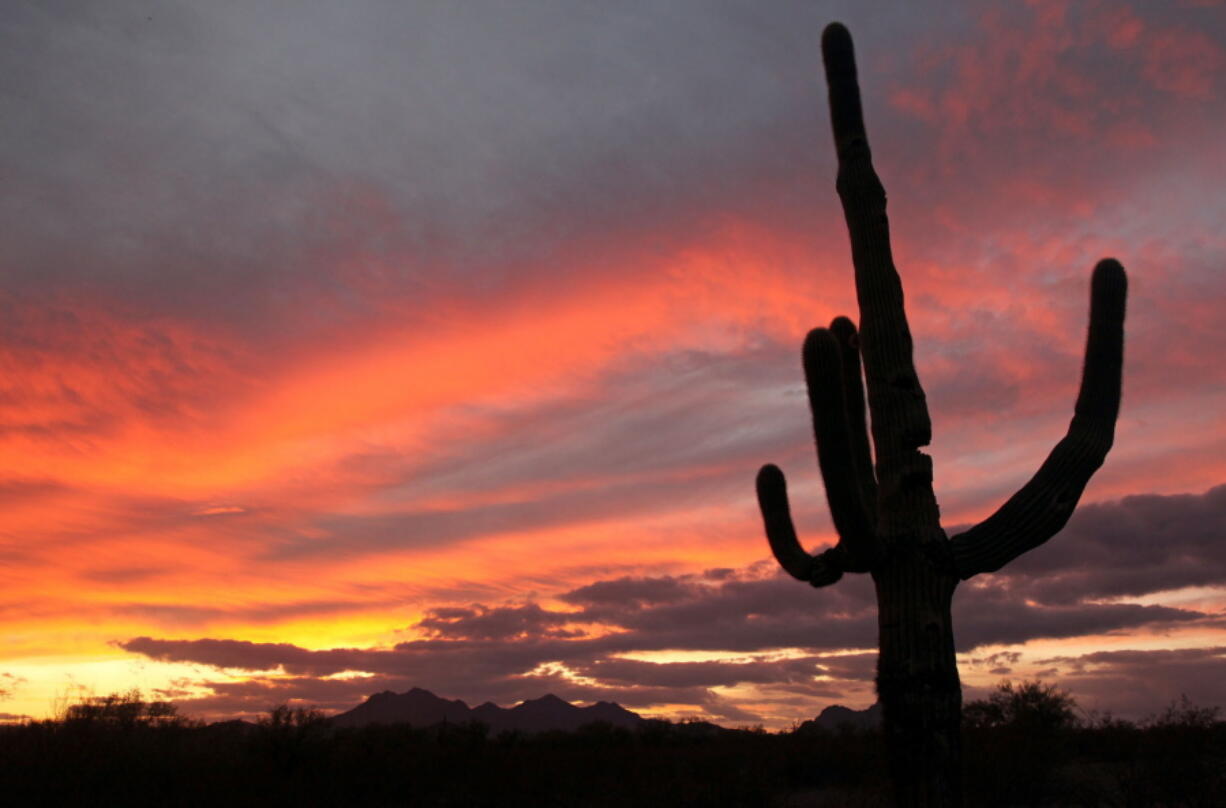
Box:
972;484;1226;603
3;2;1222;595
15;0;1214;332
562;575;697;608
241;340;839;563
953;581;1203;649
10;0;1226;728
119;480;1223;719
416;603;583;642
1032;647;1226;718
265;465;752;561
573;655;844;690
2;0;858;324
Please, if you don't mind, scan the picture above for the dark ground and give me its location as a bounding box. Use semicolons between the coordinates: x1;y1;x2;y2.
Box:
1;696;1223;807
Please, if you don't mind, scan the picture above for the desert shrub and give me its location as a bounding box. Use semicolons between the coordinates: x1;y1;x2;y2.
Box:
963;680;1080;806
1120;696;1226;808
963;679;1078;733
1;686;1223;806
59;688;191;729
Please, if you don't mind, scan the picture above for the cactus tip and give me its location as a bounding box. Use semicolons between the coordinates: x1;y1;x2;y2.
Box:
821;23;855;75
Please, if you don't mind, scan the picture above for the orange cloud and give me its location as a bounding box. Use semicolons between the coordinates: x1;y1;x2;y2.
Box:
2;0;1223;728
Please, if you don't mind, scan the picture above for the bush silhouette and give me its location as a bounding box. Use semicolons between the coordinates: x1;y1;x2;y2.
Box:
963;680;1078;733
0;686;1222;806
59;688;191;729
963;681;1079;805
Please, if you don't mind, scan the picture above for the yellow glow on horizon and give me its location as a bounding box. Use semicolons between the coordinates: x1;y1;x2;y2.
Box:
0;186;1221;731
0;656;248;722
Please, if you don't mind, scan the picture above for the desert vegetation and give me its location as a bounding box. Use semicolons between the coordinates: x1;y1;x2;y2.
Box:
757;23;1126;806
1;683;1221;807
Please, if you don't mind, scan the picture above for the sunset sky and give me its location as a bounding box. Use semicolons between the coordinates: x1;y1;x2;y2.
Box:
2;0;1224;728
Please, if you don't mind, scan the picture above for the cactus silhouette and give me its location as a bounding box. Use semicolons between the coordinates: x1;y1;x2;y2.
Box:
757;24;1127;807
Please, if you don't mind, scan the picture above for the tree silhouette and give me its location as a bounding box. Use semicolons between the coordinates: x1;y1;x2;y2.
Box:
756;23;1127;807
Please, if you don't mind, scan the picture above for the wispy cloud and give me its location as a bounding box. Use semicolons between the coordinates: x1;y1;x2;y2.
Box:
117;486;1226;723
1;0;1223;725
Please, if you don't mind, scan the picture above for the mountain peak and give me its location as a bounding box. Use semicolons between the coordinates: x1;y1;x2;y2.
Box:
332;688;644;732
511;693;577;716
809;702;882;731
331;686;470;729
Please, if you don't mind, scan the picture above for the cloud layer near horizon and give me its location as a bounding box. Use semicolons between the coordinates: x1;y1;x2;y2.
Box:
1;0;1224;725
118;486;1226;724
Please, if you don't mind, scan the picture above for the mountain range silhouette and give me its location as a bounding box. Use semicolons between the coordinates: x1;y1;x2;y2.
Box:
330;688;645;732
804;702;882;732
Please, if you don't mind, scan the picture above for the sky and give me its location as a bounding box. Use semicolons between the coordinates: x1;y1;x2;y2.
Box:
1;0;1224;729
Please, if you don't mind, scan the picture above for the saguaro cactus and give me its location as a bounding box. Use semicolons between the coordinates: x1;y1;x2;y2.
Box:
757;24;1127;807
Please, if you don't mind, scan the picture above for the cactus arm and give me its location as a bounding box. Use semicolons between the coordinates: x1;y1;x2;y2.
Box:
949;259;1127;577
756;464;815;581
829;316;879;527
803;327;878;570
756;464;845;587
822;23;940;535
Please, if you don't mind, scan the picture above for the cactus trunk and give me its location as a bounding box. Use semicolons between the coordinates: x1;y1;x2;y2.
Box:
875;553;961;806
